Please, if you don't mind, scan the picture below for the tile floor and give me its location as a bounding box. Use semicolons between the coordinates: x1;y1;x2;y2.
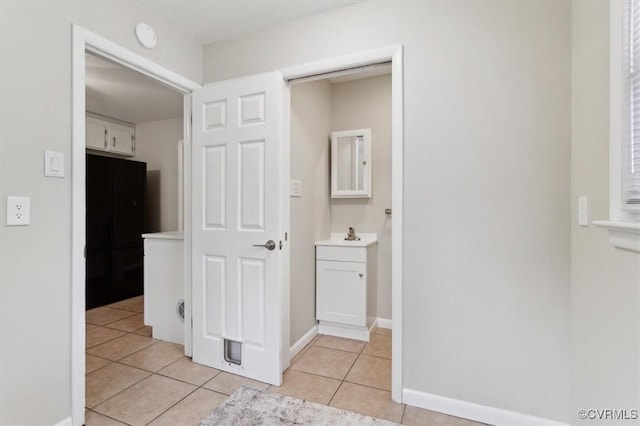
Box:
86;296;488;426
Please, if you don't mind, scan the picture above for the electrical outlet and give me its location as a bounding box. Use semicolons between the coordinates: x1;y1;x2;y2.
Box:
6;196;30;226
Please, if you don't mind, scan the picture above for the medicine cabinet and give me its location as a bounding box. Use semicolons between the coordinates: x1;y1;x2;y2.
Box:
331;128;372;198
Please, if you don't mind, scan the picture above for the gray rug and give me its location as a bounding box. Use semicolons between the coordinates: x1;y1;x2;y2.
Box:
199;386;398;425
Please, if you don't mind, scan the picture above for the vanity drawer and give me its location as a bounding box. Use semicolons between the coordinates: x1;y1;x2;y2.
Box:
316;245;367;263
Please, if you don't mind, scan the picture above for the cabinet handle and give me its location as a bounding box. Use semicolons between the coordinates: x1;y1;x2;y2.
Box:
112;136;116;147
359;273;364;278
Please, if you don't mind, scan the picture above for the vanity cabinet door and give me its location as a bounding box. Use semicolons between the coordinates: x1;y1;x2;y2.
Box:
316;260;366;327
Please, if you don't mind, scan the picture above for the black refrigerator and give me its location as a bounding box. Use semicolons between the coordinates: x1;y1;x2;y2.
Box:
86;153;146;309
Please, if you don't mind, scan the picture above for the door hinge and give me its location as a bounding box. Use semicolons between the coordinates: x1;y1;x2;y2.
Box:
279;240;283;250
84;246;87;258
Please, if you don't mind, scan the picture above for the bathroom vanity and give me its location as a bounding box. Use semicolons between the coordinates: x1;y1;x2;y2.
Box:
315;233;377;341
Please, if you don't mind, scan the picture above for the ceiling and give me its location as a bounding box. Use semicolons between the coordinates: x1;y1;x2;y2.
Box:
139;0;361;45
85;1;368;124
85;53;183;124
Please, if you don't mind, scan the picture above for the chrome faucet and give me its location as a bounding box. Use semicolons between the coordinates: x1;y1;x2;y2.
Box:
345;227;360;241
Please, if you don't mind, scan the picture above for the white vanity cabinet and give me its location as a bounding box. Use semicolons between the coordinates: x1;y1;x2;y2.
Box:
315;234;377;341
86;115;135;156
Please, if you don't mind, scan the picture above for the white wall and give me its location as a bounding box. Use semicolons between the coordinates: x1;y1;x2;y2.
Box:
571;2;640;424
204;1;571;422
331;75;392;320
0;1;201;424
135;117;183;233
289;80;333;345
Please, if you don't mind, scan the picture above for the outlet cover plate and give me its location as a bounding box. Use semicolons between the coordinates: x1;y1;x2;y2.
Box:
6;196;30;226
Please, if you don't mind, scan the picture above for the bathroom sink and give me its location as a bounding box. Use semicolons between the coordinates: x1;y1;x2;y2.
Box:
315;232;377;247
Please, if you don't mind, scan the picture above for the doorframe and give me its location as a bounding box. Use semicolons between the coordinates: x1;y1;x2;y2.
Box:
279;45;404;402
71;24;200;426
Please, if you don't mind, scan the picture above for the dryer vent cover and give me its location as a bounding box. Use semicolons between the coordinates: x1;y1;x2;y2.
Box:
176;299;185;322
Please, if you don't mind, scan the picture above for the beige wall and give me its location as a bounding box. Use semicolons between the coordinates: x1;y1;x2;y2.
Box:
135;117;183;233
290;80;333;344
204;1;571;422
331;75;392;320
0;1;201;424
571;2;640;424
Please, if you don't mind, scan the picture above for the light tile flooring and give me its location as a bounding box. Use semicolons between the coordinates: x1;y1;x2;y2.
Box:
86;296;487;426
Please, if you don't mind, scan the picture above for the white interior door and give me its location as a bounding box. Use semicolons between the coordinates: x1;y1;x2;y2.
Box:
191;73;285;385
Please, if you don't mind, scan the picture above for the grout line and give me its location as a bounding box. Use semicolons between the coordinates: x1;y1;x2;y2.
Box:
144;386;200;426
400;403;407;425
87;371;152;412
85;330;128;349
87;408;135;426
284;367;344;383
326;380;345;406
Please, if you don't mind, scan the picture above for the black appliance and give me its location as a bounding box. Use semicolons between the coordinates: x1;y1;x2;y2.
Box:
86;153;146;309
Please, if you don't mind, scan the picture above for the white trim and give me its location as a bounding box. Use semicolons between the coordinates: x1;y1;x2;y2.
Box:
280;44;404;403
403;388;569;426
281;81;292;371
376;318;392;329
318;320;373;341
182;96;193;357
610;0;624;221
596;3;640;253
280;46;399;81
53;417;72;426
289;325;318;360
390;45;404;403
593;220;640;253
71;24;200;426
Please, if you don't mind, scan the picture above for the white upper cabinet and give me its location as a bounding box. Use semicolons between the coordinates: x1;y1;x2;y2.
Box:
331;128;372;198
86;115;135;156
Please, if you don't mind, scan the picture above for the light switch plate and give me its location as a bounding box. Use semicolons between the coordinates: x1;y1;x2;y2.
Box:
6;196;30;226
578;195;588;226
44;150;64;178
290;179;302;197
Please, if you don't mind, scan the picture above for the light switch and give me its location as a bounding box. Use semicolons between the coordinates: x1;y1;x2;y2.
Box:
578;195;588;226
290;180;302;197
45;150;64;178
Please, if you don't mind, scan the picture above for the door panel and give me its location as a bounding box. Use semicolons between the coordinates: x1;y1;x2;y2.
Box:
192;73;284;385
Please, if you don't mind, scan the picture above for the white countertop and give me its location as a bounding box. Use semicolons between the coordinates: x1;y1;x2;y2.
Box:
142;231;184;240
315;232;377;247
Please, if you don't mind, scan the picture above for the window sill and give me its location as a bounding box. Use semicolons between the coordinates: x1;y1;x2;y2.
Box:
593;220;640;253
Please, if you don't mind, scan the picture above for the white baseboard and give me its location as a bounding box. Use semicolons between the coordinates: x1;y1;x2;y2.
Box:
402;388;568;426
376;318;392;329
319;321;370;341
289;325;318;360
53;417;72;426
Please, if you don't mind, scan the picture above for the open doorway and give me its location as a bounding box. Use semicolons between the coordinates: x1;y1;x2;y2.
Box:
280;47;404;403
287;64;392;348
71;24;200;426
84;52;184;309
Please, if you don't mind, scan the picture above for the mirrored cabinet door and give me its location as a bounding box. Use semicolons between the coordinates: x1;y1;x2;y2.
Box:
331;128;372;198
